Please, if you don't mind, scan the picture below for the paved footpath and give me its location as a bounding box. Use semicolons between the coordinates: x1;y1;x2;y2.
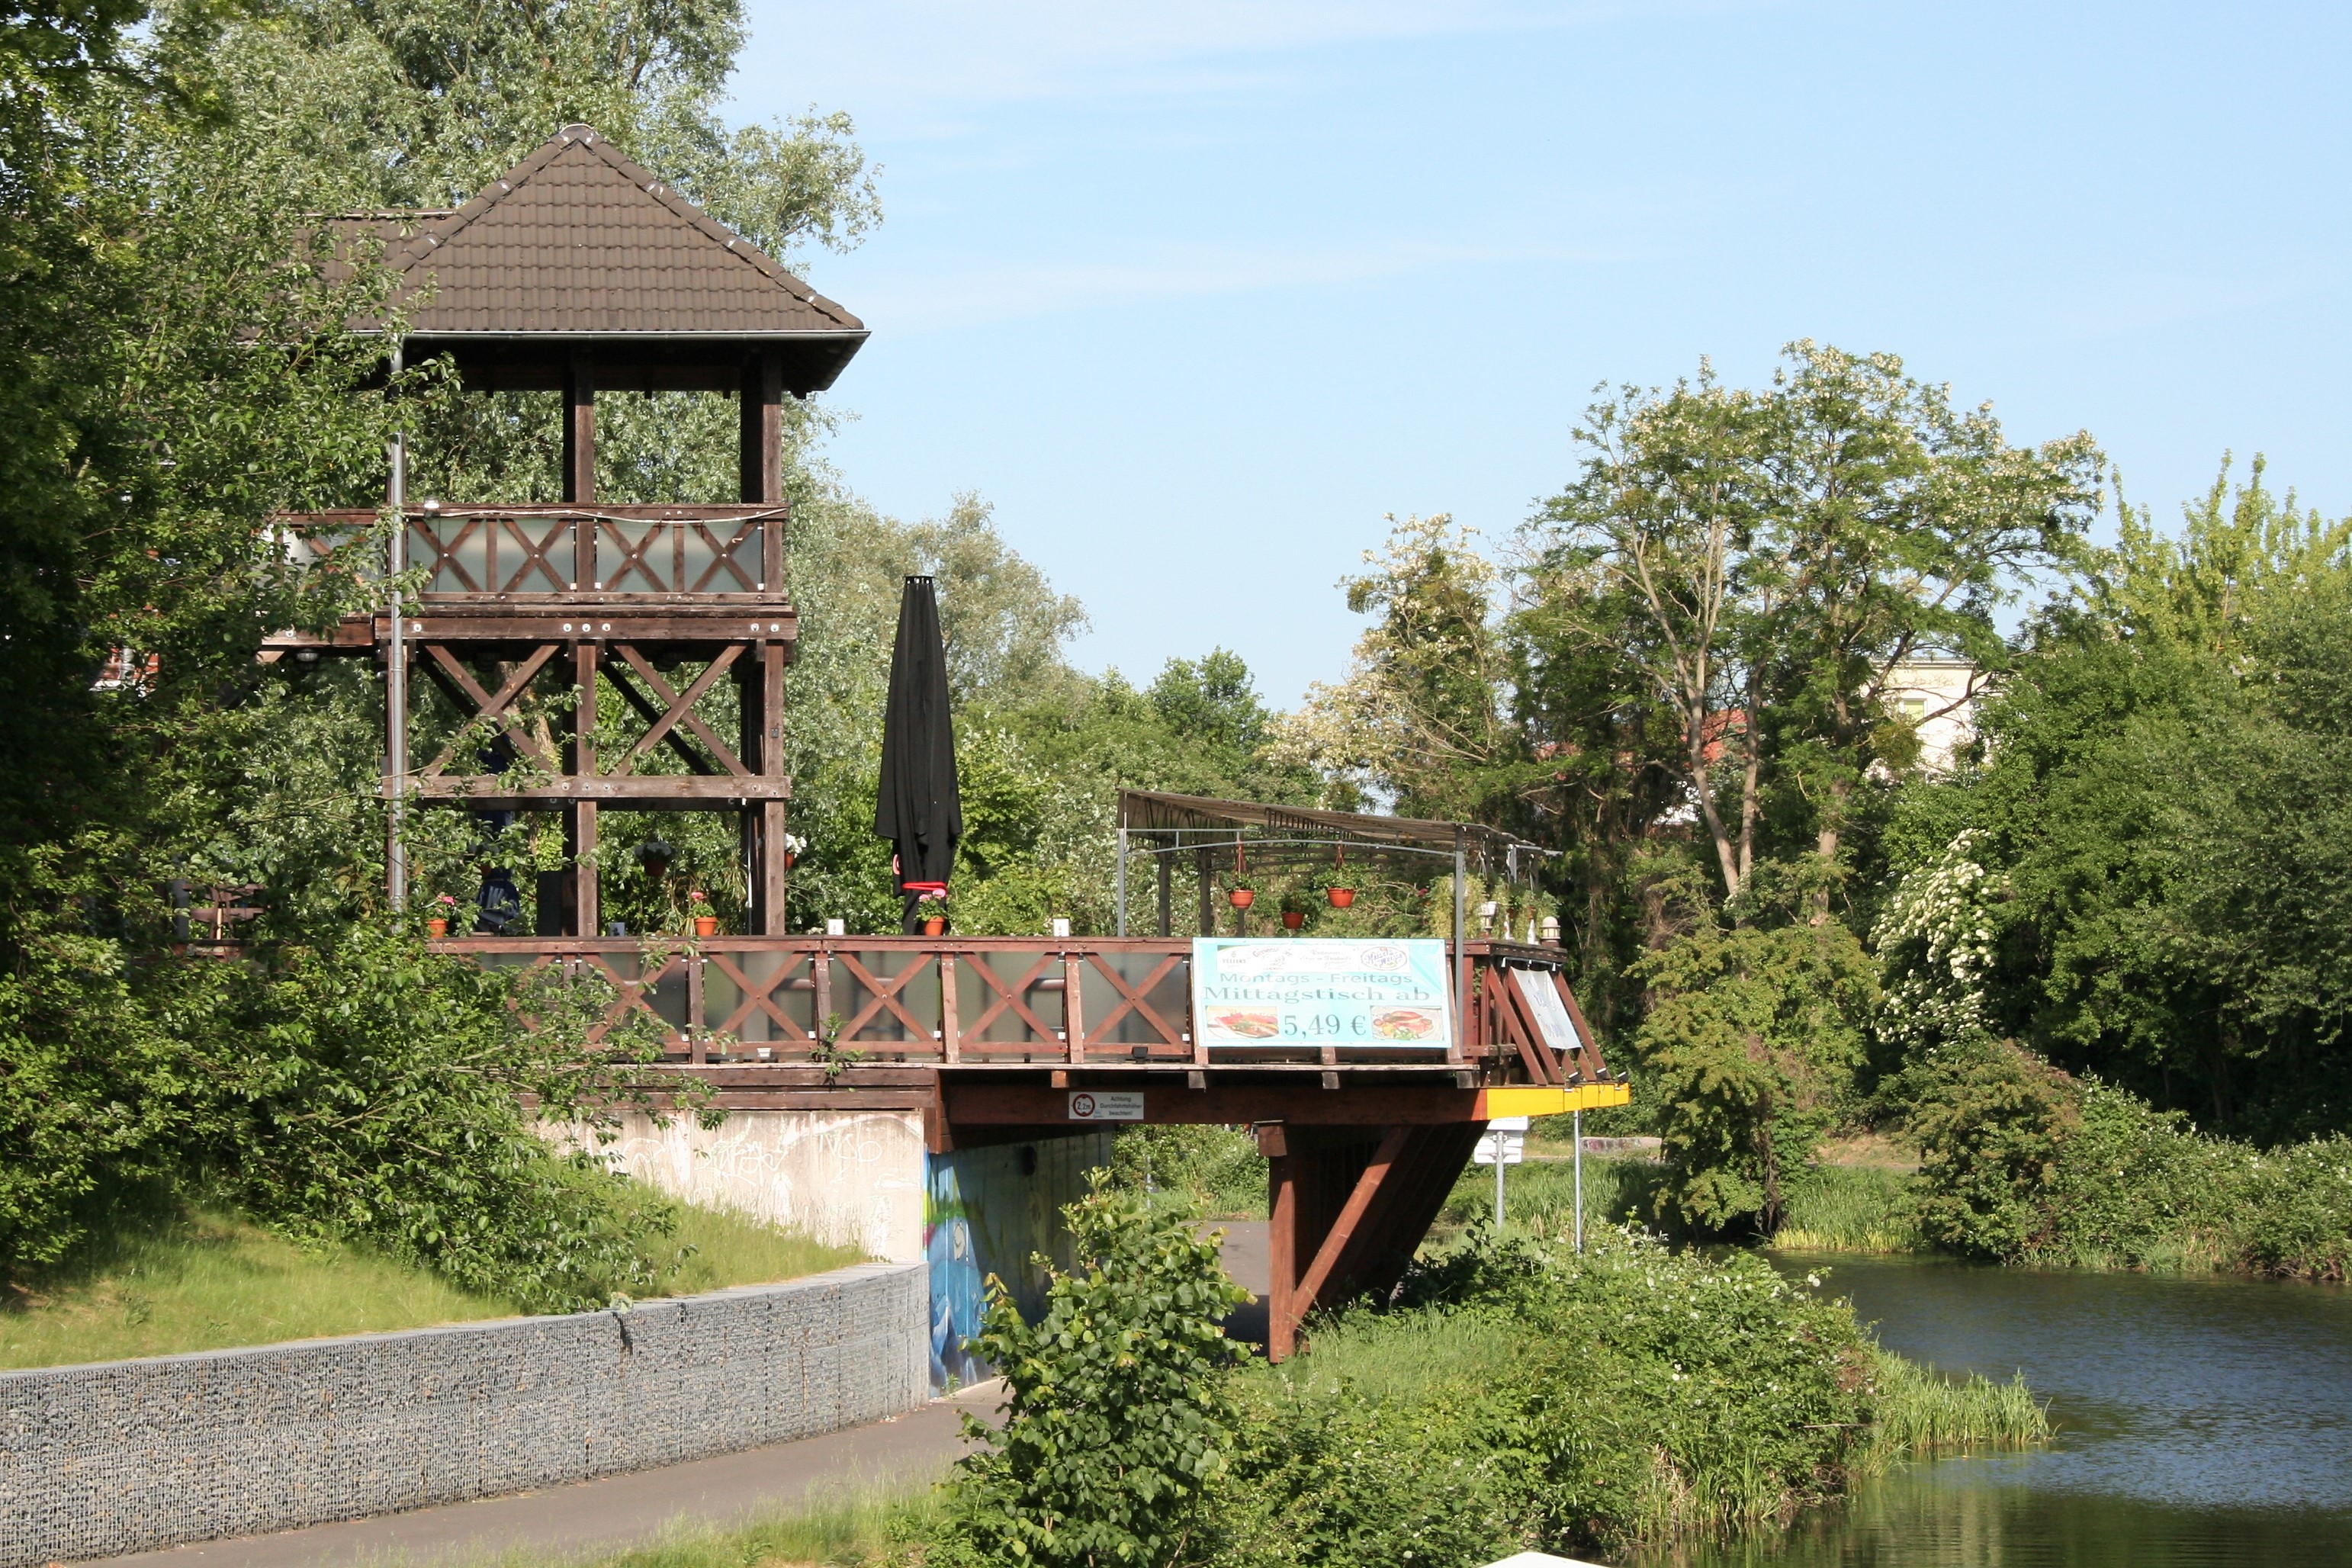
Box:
99;1380;1002;1568
97;1226;1274;1568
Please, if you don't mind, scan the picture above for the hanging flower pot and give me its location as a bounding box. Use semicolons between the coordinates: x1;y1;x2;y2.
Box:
1228;887;1256;910
1281;908;1305;930
1326;887;1357;908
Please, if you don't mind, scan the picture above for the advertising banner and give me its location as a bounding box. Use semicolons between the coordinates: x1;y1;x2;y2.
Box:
1190;937;1454;1049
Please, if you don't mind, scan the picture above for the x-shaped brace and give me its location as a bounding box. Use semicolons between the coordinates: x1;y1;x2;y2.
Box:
956;953;1065;1045
1078;953;1186;1046
419;644;558;776
832;951;939;1042
606;644;750;776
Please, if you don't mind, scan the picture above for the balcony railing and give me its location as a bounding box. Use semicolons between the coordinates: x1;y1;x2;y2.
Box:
278;506;787;602
428;934;1599;1083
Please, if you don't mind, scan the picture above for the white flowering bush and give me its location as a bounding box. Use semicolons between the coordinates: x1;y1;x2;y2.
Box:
1873;831;2007;1055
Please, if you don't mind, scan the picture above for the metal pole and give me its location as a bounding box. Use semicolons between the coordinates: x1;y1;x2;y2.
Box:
1573;1108;1585;1254
1493;1128;1505;1229
1116;827;1128;937
385;341;408;912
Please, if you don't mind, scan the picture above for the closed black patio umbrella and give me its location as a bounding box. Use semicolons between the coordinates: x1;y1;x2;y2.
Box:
875;576;962;933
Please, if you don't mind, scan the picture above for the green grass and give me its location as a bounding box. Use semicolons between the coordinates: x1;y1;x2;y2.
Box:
1859;1347;2049;1467
468;1492;921;1567
0;1194;866;1372
0;1210;516;1370
1772;1164;1930;1255
1436;1152;1666;1239
633;1197;867;1297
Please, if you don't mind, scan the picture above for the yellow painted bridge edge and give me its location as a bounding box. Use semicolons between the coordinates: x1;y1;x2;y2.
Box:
1476;1082;1631;1119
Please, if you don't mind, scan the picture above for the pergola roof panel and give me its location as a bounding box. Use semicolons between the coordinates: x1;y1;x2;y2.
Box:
1117;790;1550;879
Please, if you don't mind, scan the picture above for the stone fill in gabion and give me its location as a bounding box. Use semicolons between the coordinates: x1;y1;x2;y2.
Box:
0;1261;927;1567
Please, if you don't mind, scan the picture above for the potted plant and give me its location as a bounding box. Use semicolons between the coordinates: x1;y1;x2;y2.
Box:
1323;852;1357;907
425;892;455;938
781;832;807;870
1280;889;1312;931
689;888;719;937
1227;878;1255;911
917;893;947;937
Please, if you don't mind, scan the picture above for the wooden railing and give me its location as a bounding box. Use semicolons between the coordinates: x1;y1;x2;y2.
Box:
427;935;1605;1082
279;505;786;602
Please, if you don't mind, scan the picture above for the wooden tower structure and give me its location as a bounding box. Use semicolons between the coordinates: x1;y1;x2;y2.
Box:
272;125;1628;1364
289;124;866;935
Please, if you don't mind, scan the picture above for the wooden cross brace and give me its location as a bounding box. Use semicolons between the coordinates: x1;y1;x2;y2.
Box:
417;644;559;776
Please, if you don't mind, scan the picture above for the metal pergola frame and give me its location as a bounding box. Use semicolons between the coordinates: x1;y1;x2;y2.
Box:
1110;791;1554;953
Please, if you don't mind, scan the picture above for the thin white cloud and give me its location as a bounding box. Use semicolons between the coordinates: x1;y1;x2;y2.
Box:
850;236;1623;329
2056;260;2338;339
739;0;1750;111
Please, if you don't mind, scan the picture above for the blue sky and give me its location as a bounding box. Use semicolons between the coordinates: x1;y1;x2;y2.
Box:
734;1;2352;706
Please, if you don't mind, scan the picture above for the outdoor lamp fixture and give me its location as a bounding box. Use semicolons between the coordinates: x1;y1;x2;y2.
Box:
1477;899;1498;936
420;496;442;513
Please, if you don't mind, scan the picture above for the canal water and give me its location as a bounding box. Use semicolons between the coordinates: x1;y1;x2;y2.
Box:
1647;1252;2352;1567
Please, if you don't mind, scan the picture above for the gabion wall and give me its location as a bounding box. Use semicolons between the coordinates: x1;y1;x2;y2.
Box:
0;1261;927;1566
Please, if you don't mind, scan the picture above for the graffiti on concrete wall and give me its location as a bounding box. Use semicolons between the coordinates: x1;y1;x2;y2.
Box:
924;1132;1113;1390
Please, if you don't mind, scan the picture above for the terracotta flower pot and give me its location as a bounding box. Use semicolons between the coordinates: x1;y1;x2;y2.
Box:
1228;888;1255;909
425;917;448;938
922;916;946;936
694;915;719;937
1326;887;1357;908
1281;909;1305;930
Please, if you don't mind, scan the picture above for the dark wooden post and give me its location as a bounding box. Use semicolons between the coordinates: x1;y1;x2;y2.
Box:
559;355;599;936
760;641;790;934
563;355;595;505
738;352;789;934
739;349;784;507
1262;1121;1298;1361
1156;851;1172;937
570;640;599;937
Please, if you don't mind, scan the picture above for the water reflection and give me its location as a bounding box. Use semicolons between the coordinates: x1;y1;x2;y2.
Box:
1640;1252;2352;1568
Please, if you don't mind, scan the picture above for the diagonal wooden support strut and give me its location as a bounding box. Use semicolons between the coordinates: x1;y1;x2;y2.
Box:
418;644;558;774
1262;1123;1476;1362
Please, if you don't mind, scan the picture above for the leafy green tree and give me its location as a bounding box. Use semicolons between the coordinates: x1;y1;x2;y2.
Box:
1907;458;2352;1136
1280;513;1526;821
1633;893;1878;1235
933;1175;1249;1568
1750;344;2100;909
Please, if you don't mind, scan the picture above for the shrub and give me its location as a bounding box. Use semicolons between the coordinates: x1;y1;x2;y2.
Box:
1198;1229;1881;1563
1900;1036;2075;1261
1905;1038;2352;1280
1109;1125;1268;1219
930;1174;1251;1568
1633;917;1877;1237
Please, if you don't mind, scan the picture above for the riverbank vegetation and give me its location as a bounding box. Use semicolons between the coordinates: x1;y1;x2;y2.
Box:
570;1188;2044;1568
